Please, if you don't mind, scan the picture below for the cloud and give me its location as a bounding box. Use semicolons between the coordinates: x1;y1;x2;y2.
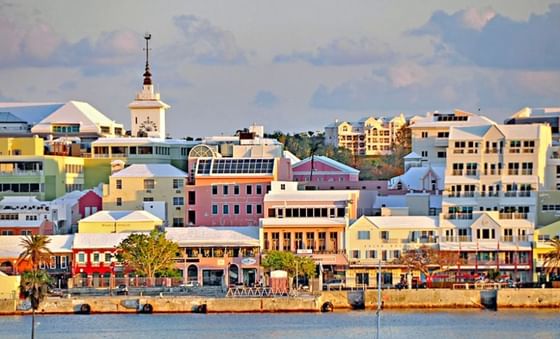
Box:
253;90;279;108
274;37;394;66
411;5;560;70
0;16;141;75
309;62;560;114
58;80;77;91
172;15;248;65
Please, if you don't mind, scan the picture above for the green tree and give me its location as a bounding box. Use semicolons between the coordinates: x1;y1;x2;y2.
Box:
543;237;560;277
18;235;53;270
398;245;458;287
117;230;179;285
261;251;316;280
20;270;52;339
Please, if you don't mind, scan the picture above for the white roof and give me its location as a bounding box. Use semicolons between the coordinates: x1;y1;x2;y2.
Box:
449;124;543;141
293;155;359;175
403;152;422;159
261;217;346;226
0;196;42;205
389;166;444;191
0;235;74;257
111;164;187;178
165;226;259;247
360;216;438;229
373;195;407;208
265;190;357;203
73;233;134;249
30;101;123;134
92;137;189;146
410;110;495;129
283;150;301;165
79;210;163;223
0;220;42;228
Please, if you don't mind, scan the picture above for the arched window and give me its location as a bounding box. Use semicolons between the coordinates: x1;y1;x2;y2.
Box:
229;264;239;285
187;265;198;283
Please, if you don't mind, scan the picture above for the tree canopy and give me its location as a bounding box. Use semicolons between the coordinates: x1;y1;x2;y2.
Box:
18;235;53;271
398;245;458;286
261;250;316;278
543;237;560;276
117;230;179;281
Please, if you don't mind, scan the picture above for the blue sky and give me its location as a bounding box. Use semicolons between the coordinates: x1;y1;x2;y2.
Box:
1;0;559;137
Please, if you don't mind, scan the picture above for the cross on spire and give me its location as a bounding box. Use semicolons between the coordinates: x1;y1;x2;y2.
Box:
143;32;152;85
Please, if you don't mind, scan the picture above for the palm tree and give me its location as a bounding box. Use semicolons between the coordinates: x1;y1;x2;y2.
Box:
543;237;560;278
20;270;51;339
17;235;53;270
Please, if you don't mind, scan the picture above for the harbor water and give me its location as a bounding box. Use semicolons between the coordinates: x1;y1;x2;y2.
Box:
0;309;558;338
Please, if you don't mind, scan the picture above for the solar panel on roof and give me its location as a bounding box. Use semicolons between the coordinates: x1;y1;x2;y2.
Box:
196;158;275;175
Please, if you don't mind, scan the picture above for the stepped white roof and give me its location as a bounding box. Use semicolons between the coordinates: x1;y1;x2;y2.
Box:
0;235;74;257
165;226;259;247
73;233;134;249
111;164;187;178
293;155;359;175
79;210;163;223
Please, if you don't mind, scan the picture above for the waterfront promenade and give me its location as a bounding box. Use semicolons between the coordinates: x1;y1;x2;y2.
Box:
1;289;559;315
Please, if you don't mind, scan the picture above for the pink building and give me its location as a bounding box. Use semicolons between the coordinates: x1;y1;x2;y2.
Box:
79;190;102;218
185;157;291;226
292;155;359;182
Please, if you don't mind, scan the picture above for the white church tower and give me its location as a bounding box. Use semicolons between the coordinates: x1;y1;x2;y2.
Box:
129;33;169;139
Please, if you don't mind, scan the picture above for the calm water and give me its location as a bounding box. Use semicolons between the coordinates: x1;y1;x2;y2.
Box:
0;310;558;339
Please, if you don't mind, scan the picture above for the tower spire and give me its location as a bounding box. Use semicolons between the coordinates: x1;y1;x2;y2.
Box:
143;32;152;85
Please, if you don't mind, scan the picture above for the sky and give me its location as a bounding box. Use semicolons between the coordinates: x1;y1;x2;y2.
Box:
1;0;560;138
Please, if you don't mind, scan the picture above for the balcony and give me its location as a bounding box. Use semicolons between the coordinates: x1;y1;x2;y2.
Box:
440;236;472;242
0;170;43;176
482;170;501;176
498;212;528;220
465;170;477;176
443;213;473;220
451;170;463;176
500;235;529;242
484;148;500;154
479;192;499;198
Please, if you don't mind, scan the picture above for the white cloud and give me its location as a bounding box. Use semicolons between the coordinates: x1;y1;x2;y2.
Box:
274;37;394;66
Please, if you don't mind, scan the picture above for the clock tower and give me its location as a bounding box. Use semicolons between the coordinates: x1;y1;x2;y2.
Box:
129;33;170;139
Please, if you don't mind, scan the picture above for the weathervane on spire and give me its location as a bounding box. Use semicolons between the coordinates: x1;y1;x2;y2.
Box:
143;32;152;85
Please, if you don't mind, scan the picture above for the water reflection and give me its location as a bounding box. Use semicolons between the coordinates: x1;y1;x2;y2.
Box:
0;309;558;339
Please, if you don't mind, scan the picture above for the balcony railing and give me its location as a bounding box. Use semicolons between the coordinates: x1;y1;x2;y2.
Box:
482;170;501;176
452;170;463;176
465;170;477;176
498;212;528;220
499;235;529;242
484;148;500;154
0;170;43;176
440;236;472;242
443;213;473;220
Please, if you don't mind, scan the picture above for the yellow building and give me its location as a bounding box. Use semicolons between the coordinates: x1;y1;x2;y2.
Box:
533;221;560;283
103;164;187;226
0;271;20;299
346;215;438;288
78;210;162;233
0;136;43;156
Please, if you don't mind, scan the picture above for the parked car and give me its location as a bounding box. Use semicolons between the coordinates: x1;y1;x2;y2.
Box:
323;279;345;291
116;284;129;295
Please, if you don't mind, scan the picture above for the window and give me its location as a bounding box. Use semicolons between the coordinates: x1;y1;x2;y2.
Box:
212;205;218;214
351;250;360;259
173;179;183;189
256;204;262;214
223;205;229;215
393;250;400;259
116;198;122;206
366;250;377;259
381;231;389;240
234;205;240;214
60;256;67;269
437;151;446;158
246;204;253;214
116;179;122;190
77;253;85;263
234;185;240;195
20;230;32;236
256;185;262;195
223;185;229;195
50;256;56;269
188;191;196;205
421;131;428;138
173;197;184;206
421;151;428;157
280;184;286;190
104;253;112;262
173;218;184;227
93;253;100;263
357;230;370;240
212;185;218;195
246;185;253;195
144;179;155;190
143;197;154;202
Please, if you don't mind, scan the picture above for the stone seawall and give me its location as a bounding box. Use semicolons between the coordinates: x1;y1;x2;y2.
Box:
0;289;558;315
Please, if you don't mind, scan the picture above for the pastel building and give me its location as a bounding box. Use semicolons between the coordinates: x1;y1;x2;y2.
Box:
346;216;438;287
103;164;187;226
78;210;162;233
324;114;407;156
166;227;261;287
292;155;359;183
532;220;560;283
0;136;86;200
185;142;292;226
0;235;73;286
261;181;359;280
